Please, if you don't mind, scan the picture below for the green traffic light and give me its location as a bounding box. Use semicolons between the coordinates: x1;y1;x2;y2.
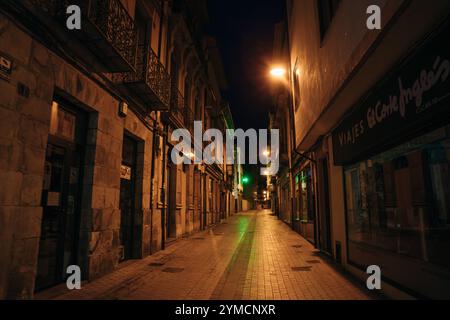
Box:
242;176;249;184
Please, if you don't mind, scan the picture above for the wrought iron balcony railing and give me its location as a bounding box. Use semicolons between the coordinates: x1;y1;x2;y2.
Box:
170;88;185;127
27;0;136;72
115;45;171;110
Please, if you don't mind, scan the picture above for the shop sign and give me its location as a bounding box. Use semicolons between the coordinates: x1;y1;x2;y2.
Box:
47;192;60;207
332;21;450;165
120;165;132;180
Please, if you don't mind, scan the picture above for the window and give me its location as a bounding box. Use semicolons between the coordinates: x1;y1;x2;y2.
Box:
345;125;450;296
300;167;315;222
208;178;213;212
194;90;201;120
49;102;76;142
295;166;315;222
184;77;191;107
317;0;341;39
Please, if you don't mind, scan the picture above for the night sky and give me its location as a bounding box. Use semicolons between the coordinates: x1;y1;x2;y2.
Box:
206;0;286;130
205;0;286;193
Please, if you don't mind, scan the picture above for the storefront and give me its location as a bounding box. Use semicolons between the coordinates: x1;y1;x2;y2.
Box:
332;19;450;299
293;162;316;244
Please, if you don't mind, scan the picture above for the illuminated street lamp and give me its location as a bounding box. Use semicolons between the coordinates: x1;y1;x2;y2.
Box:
270;67;286;78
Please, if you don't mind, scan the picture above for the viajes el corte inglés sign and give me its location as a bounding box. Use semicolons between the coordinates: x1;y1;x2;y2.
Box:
332;21;450;165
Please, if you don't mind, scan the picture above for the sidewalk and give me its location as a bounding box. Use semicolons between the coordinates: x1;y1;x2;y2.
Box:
36;210;374;300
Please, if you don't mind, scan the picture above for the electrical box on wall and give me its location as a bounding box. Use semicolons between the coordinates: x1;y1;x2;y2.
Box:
119;101;128;118
0;53;13;81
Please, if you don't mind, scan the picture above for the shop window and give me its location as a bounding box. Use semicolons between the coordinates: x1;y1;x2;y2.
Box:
295;174;300;221
299;167;315;222
344;125;450;295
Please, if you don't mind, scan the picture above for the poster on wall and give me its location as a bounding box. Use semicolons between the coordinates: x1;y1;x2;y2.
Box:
47;192;60;207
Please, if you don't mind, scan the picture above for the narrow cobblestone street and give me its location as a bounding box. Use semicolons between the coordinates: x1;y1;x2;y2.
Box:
36;211;373;300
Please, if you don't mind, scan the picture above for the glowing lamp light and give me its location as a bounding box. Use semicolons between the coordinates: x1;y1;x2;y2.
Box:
270;67;286;78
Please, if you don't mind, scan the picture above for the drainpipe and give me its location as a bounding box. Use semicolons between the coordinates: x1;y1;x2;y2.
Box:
153;0;165;252
284;20;298;232
157;0;164;58
202;170;207;230
149;118;158;255
160;124;168;250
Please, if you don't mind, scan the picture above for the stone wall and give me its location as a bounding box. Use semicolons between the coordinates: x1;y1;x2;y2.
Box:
0;13;53;299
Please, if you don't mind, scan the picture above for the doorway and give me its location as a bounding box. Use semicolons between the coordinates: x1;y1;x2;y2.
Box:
119;135;138;261
167;162;178;240
193;169;201;230
35;101;87;291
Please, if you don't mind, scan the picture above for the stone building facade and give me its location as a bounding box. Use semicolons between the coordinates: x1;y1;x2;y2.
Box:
0;0;237;299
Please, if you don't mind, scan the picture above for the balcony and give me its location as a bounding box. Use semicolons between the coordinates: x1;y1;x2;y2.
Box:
115;45;171;110
168;88;185;128
26;0;136;72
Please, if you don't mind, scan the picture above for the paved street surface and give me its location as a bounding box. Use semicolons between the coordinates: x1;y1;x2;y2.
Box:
37;210;373;300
